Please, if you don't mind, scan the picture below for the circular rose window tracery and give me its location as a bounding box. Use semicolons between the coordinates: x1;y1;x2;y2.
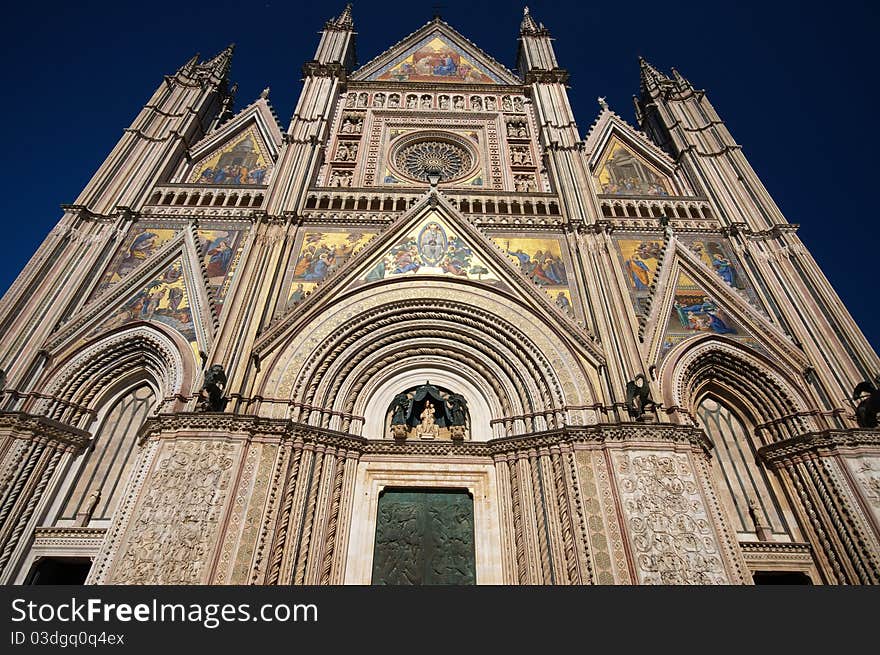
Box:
391;136;476;184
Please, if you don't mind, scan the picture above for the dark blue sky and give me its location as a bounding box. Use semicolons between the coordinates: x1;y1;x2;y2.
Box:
1;1;878;353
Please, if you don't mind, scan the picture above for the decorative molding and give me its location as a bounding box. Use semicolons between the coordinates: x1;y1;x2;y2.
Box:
0;412;90;453
759;429;880;468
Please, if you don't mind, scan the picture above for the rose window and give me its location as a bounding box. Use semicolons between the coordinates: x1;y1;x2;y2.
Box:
394;140;473;183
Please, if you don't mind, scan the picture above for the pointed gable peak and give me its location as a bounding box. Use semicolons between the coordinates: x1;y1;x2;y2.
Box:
351;18;520;84
202;43;235;78
520;6;549;36
639;56;675;94
327;3;354;30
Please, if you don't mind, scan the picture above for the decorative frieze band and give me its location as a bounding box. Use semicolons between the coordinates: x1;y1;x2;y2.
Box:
135;412;711;456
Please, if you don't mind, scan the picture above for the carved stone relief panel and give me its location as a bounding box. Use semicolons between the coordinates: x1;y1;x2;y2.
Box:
611;450;731;584
107;439;239;584
844;455;880;525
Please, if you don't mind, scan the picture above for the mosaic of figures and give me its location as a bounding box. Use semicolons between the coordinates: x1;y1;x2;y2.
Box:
614;236;761;358
495;236;574;316
660;271;759;359
197;228;248;314
616;238;663;315
285;231;376;306
345;91;525;113
372;35;499;84
678;235;760;305
97;258;197;345
360;216;499;285
595;139;672;196
188;127;273;186
92;225;181;298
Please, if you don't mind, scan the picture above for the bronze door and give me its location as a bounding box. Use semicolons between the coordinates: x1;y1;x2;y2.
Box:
371;489;476;585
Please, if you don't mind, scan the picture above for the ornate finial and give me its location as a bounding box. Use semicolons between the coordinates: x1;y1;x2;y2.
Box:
520;5;541;35
597;96;608;110
260;86;271;99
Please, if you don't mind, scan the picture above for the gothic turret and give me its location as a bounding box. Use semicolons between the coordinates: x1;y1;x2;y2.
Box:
516;6;563;81
310;3;357;73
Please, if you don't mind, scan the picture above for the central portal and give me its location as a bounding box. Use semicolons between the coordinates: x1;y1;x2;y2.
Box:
371;489;476;585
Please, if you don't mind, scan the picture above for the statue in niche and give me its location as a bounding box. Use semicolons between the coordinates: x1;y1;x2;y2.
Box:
470;96;482;111
197;364;228;412
388;94;400;108
453;96;464;110
336;142;351;161
853;376;880;428
502;95;513;111
357;92;368;107
406;95;418;108
373;93;385;107
385;382;469;441
345;93;356;108
421;95;432;109
485;96;496;110
389;392;412;440
439;95;450;109
513;96;524;112
625;373;656;420
446;393;468;441
417;400;440;439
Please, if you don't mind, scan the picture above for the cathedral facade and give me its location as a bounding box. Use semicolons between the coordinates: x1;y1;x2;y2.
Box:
1;6;878;585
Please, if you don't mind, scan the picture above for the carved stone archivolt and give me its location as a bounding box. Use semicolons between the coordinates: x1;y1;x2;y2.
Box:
258;282;599;437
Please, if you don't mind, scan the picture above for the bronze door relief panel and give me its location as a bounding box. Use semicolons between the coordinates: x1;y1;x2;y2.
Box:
371;489;476;585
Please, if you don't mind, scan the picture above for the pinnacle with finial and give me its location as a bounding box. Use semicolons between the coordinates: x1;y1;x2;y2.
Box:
520;5;541;35
260;86;270;99
334;3;354;28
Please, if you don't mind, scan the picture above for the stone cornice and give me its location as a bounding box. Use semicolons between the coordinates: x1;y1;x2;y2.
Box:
302;61;348;80
0;411;91;453
524;68;570;85
758;429;880;468
137;413;712;456
33;527;107;539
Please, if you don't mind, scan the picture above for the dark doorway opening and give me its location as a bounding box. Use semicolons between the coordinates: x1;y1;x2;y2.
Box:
752;571;812;585
25;557;92;585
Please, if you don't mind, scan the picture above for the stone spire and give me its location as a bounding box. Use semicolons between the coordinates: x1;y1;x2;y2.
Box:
520;6;542;35
201;43;236;79
327;3;354;30
638;56;672;94
517;6;560;77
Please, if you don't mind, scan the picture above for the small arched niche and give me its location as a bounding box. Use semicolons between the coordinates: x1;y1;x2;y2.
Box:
385;381;471;442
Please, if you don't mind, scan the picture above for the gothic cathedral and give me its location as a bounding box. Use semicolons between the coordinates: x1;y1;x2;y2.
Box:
1;6;878;585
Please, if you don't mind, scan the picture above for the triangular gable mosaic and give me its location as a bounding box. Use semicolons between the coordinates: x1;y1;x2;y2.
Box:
658;271;762;360
371;34;501;84
94;257;198;347
196;227;249;314
677;235;762;306
283;230;377;307
187;125;273;185
357;214;501;285
90;225;182;300
493;236;575;318
614;236;665;316
595;137;673;196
